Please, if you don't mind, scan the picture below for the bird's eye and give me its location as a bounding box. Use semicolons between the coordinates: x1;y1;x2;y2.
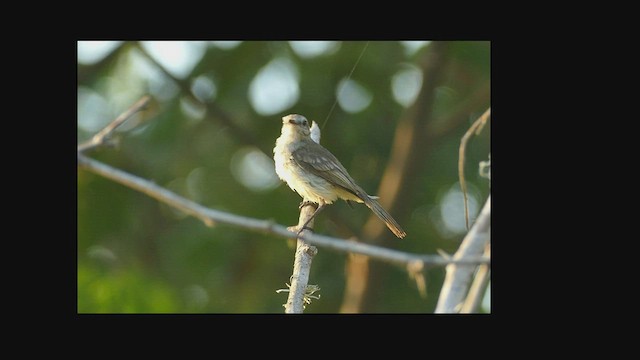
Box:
303;120;308;126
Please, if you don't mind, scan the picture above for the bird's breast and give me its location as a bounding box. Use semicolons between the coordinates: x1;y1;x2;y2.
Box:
273;139;338;204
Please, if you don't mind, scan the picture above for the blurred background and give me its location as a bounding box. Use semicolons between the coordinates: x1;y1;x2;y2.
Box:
77;40;490;313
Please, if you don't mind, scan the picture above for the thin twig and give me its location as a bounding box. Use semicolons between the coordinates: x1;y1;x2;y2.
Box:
77;95;151;153
435;195;491;313
459;108;491;230
77;154;490;268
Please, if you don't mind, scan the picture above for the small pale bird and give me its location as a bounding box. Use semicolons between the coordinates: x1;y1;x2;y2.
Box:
273;114;406;239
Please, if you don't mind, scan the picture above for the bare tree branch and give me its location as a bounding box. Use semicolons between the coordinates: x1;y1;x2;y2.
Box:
283;205;318;313
435;195;491;313
77;95;151;153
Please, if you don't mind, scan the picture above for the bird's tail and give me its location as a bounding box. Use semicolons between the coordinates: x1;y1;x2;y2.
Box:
361;195;406;239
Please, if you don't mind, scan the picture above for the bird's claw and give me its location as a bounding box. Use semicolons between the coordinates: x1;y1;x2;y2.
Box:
296;225;314;237
288;225;313;238
298;201;316;210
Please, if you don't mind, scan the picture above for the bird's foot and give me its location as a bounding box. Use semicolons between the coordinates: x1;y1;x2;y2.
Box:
287;225;313;238
298;200;317;210
296;225;314;238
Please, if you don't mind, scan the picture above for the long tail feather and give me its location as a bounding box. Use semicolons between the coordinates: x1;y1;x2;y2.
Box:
361;196;406;239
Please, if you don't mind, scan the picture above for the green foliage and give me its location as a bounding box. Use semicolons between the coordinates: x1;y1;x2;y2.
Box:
77;41;490;313
78;262;179;313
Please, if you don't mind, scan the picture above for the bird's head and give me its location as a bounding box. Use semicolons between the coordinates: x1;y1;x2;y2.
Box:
281;114;311;138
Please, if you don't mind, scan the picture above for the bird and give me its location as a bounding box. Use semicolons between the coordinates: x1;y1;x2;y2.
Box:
273;114;406;239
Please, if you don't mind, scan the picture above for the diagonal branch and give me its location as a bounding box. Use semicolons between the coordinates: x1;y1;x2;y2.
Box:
77;153;489;268
435;195;491;313
77;95;151;153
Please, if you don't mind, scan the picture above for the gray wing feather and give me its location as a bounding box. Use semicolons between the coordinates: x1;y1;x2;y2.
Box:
291;141;365;198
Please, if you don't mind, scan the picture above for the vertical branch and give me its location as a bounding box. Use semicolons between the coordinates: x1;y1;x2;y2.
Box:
435;195;491;313
284;204;318;313
459;108;491;229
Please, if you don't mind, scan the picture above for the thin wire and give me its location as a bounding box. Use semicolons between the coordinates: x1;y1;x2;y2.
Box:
320;41;370;130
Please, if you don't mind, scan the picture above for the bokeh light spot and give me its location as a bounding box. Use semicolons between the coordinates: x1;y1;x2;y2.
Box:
230;147;280;192
180;97;207;123
391;64;423;108
248;58;300;116
289;41;340;58
128;49;180;102
431;183;481;238
77;87;112;133
400;41;431;57
191;74;217;103
77;41;122;65
336;78;372;113
140;41;207;79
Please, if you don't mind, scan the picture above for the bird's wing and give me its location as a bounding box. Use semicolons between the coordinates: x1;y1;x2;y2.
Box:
292;140;406;238
291;140;365;198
